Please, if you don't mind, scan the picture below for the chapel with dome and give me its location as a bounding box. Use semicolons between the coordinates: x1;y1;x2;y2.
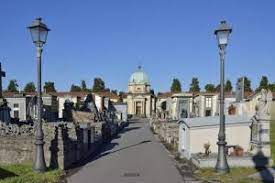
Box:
126;66;156;117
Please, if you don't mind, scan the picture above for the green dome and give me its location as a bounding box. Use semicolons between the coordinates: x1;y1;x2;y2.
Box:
129;67;150;85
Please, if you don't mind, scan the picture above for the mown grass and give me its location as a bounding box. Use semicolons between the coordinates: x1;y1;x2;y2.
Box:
0;164;63;183
195;167;260;183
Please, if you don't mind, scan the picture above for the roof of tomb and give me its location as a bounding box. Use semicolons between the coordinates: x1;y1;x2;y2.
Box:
178;115;251;128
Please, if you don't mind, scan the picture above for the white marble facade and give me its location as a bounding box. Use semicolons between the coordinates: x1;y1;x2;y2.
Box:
126;67;156;118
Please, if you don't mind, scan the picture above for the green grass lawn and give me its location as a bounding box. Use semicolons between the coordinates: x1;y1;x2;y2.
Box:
195;167;261;183
0;164;63;183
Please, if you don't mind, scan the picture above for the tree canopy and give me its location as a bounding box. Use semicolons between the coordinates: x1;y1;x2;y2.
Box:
70;84;82;92
225;80;233;92
237;77;252;92
256;76;269;92
92;77;105;92
170;78;182;93
43;81;56;93
81;80;88;91
24;82;36;92
7;79;19;93
204;84;216;92
189;77;200;92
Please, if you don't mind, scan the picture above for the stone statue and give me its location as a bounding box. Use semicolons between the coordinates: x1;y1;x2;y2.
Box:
255;89;273;117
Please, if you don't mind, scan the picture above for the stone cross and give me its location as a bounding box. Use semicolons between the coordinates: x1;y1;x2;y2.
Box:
0;63;5;98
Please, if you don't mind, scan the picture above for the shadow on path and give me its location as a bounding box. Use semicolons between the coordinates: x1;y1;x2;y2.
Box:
98;140;152;158
66;122;144;177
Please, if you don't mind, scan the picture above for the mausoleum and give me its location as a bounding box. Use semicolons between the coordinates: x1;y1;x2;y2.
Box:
126;66;156;117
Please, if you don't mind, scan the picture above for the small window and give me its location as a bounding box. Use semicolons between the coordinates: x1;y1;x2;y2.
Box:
14;103;19;108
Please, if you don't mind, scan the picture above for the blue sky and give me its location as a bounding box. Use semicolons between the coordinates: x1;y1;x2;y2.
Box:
0;0;274;92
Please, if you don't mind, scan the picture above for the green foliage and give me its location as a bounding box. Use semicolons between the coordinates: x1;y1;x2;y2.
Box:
237;77;253;92
111;90;118;95
43;82;56;93
196;167;260;183
215;84;220;92
81;80;88;91
204;84;215;92
170;78;182;93
70;84;82;92
0;164;62;183
189;77;200;92
225;80;233;92
256;76;269;92
7;80;19;93
92;77;105;92
269;83;275;92
23;82;36;92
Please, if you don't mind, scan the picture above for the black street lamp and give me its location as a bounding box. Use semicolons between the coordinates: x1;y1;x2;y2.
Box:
28;17;50;173
214;20;232;174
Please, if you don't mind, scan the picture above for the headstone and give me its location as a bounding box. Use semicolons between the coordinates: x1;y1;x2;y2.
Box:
236;77;244;102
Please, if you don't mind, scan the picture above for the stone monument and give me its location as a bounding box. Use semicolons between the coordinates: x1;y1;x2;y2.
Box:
250;89;273;158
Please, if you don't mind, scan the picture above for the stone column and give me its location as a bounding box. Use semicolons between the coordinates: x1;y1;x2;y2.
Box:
257;115;271;157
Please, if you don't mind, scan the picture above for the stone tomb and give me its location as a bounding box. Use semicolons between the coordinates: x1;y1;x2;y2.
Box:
178;89;274;168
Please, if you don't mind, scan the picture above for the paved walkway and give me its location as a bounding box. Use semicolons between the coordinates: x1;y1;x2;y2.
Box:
67;118;184;183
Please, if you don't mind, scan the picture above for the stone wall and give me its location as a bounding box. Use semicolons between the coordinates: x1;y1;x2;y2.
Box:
150;118;179;150
0;122;97;170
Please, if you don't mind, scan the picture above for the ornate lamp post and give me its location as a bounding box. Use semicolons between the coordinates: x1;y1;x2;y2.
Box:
214;20;232;174
28;17;50;172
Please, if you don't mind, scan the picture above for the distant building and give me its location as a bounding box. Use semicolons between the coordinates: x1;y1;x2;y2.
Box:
113;102;128;121
54;92;86;119
3;92;58;122
156;92;237;120
126;67;156;118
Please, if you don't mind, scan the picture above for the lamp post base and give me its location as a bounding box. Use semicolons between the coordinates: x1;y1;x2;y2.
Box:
215;141;230;174
33;140;47;173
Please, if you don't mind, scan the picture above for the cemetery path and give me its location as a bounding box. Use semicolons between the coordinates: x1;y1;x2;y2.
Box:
67;118;185;183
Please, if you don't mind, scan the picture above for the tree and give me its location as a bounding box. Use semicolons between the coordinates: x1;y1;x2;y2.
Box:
237;77;252;92
43;81;56;93
204;84;216;92
111;90;118;95
7;80;19;92
268;83;275;92
81;80;88;91
70;84;82;92
92;77;105;92
170;78;182;93
225;80;233;92
24;82;36;92
189;77;200;92
256;76;269;92
215;84;220;92
118;91;125;102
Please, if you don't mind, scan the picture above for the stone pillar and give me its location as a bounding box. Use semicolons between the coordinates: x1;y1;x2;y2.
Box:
257;116;271;157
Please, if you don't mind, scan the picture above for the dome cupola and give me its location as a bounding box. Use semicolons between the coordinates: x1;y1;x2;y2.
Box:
129;66;150;85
